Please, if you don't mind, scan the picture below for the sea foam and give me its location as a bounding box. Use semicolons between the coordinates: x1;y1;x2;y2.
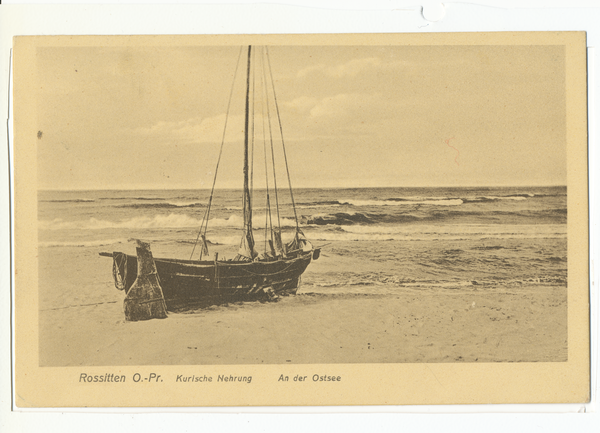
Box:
338;198;464;207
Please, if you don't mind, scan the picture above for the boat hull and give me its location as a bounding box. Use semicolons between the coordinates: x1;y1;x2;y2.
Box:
107;251;313;311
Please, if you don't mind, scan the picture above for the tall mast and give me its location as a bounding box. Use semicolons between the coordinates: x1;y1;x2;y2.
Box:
239;45;256;259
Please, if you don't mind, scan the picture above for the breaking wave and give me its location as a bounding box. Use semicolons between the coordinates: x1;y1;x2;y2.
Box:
39;214;204;230
297;206;567;226
305;274;567;290
39;238;127;248
99;196;165;201
462;195;528;203
338;198;464;207
335;194;537;207
300;212;377;225
115;201;205;209
297;200;342;206
41;198;96;203
39;213;298;231
207;214;297;229
308;231;565;242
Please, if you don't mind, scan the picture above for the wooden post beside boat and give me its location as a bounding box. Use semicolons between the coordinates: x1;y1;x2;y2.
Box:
123;239;168;321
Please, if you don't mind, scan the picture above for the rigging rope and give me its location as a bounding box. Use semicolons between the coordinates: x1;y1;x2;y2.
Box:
250;47;256;206
265;46;300;235
191;46;244;260
258;48;274;254
261;47;283;238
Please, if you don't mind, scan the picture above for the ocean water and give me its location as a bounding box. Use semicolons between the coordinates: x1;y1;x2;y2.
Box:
38;186;566;310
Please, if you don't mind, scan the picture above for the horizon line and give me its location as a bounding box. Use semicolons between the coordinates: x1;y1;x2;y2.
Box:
38;184;568;192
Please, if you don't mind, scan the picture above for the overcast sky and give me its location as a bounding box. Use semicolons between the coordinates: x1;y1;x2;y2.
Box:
36;43;565;190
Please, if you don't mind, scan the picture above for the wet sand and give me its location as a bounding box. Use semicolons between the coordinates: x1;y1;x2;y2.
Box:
39;285;567;366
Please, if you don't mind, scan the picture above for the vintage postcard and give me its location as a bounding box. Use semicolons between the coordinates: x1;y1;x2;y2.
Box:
12;32;589;407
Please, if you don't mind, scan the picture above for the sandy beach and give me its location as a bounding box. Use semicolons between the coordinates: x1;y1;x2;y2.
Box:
39;284;567;366
35;184;569;367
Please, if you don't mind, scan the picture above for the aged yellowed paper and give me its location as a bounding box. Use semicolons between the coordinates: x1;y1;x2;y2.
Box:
13;32;589;407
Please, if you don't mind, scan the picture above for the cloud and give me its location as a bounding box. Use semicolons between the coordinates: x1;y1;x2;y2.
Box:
284;96;319;113
285;93;382;119
309;93;358;118
132;90;410;145
277;92;406;143
307;93;404;122
131;114;245;144
296;64;326;78
297;57;382;78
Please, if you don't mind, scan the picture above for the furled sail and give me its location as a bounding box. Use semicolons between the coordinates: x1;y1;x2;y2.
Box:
239;45;257;260
286;229;312;253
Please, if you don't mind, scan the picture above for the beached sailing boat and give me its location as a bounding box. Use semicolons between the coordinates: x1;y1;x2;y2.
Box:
100;46;319;320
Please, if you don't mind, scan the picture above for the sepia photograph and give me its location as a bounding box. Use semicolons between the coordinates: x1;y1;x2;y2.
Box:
13;32;589;407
